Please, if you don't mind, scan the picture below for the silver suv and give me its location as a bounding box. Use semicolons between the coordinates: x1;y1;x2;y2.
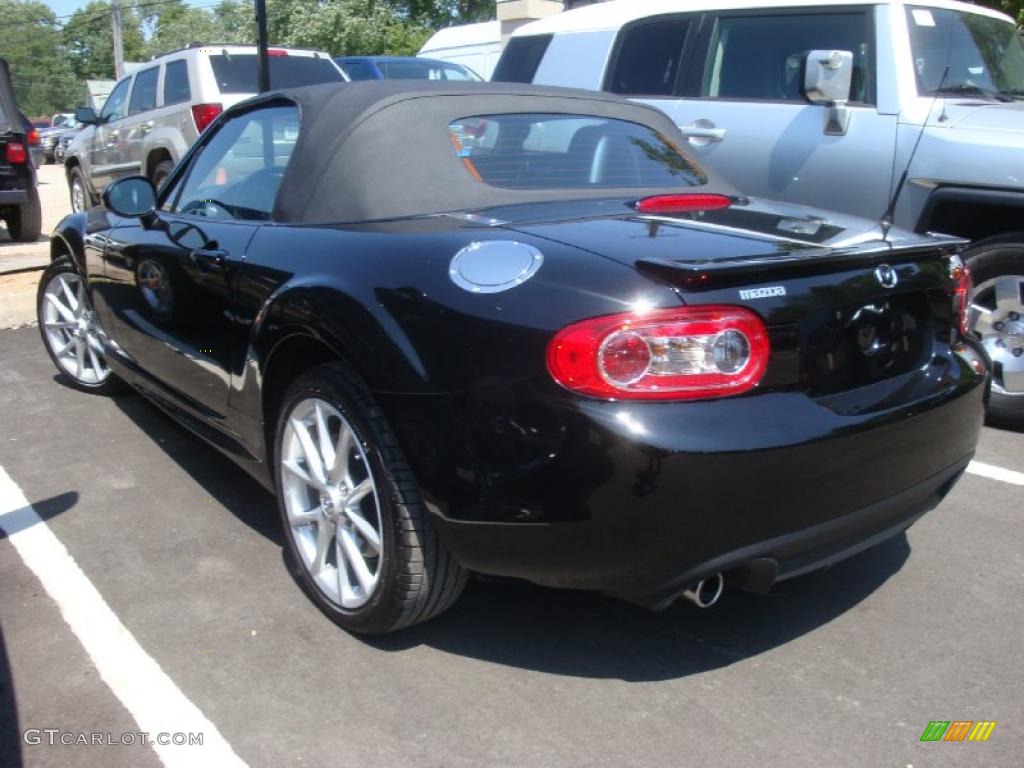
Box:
65;44;344;213
498;0;1024;428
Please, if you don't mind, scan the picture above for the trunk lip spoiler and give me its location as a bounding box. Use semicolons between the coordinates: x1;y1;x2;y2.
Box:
636;236;968;276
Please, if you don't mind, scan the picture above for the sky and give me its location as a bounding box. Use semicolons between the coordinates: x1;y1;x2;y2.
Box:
42;0;203;23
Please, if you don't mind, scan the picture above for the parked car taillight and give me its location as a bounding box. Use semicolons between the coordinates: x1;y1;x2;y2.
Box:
546;306;770;400
27;128;40;146
5;142;28;164
191;103;223;133
950;258;972;337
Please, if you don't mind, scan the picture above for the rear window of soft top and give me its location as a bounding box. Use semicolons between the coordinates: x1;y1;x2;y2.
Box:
448;113;706;190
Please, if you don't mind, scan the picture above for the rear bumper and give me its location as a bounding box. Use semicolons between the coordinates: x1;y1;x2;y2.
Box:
401;348;987;604
614;456;968;608
0;189;27;205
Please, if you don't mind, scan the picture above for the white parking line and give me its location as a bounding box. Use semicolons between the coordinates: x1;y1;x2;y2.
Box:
967;460;1024;487
0;466;249;768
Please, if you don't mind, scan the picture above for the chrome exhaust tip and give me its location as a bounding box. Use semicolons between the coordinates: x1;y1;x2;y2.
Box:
681;573;724;608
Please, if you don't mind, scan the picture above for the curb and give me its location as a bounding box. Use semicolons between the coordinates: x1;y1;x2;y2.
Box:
0;265;46;278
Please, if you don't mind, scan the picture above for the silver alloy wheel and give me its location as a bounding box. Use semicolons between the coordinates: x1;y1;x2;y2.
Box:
41;271;111;385
70;176;86;213
280;398;383;609
970;274;1024;395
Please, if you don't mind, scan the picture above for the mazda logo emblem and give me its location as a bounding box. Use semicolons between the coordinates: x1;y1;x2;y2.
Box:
874;264;898;289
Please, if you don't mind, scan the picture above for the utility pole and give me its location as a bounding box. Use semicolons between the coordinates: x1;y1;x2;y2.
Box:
111;0;125;79
255;0;270;92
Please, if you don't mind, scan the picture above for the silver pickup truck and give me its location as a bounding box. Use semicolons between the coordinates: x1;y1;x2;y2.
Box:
496;0;1024;427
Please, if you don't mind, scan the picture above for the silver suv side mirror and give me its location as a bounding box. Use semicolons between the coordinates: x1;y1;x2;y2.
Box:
802;50;854;136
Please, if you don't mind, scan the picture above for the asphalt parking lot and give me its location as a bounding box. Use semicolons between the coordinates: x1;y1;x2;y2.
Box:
0;324;1022;768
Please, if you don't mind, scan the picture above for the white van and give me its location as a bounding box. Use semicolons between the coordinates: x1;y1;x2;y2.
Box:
418;20;501;80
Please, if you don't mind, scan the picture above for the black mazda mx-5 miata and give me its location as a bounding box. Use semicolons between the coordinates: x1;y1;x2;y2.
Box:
38;81;987;633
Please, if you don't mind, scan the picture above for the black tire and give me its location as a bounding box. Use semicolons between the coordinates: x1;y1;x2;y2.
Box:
151;159;174;190
36;257;125;396
67;165;93;212
6;187;42;242
274;362;466;633
964;234;1024;431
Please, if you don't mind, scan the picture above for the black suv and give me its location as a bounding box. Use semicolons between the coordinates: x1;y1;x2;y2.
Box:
0;58;41;242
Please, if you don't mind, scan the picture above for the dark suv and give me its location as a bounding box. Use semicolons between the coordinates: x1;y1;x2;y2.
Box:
0;59;41;242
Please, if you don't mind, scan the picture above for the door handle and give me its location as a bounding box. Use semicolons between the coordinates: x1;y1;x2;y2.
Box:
679;121;727;147
191;247;228;272
141;121;154;135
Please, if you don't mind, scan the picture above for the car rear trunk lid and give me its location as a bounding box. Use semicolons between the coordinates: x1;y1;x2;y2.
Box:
502;202;967;404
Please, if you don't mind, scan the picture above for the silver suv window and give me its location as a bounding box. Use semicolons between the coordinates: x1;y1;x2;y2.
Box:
907;6;1024;99
208;55;343;93
101;77;132;122
128;67;159;115
702;12;873;104
163;60;191;105
608;18;692;96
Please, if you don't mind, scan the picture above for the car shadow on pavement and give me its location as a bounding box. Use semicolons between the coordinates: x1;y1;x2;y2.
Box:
368;536;912;682
107;384;911;682
109;394;283;546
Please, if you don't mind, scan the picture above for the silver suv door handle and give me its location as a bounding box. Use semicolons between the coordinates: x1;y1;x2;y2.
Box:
679;123;727;142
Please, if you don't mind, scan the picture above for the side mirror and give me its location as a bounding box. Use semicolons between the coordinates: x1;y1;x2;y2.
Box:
74;106;100;126
103;176;157;219
802;50;854;136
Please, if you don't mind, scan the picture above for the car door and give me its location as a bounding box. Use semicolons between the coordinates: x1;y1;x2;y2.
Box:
91;75;133;190
632;8;898;221
96;103;300;418
119;64;159;178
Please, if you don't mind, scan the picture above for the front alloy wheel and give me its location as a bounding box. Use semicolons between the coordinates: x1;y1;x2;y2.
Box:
38;265;108;387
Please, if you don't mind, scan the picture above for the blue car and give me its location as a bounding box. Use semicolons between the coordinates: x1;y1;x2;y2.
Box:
334;56;481;82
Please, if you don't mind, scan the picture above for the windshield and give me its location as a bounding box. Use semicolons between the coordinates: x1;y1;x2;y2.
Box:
907;7;1024;98
209;54;343;93
448;113;706;190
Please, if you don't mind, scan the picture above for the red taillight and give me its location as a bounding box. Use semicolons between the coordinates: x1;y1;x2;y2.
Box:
267;48;288;57
27;128;40;146
634;194;733;215
5;142;28;164
951;261;972;337
191;103;223;133
547;306;770;400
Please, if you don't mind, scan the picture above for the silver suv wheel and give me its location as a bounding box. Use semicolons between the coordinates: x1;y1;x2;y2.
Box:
970;274;1024;396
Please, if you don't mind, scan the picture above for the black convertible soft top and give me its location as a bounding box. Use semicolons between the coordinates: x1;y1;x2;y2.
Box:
239;81;726;224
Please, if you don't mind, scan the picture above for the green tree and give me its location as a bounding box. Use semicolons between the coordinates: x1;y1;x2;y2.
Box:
386;1;495;27
0;0;80;115
270;0;434;55
143;0;225;57
63;0;146;81
975;0;1023;23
